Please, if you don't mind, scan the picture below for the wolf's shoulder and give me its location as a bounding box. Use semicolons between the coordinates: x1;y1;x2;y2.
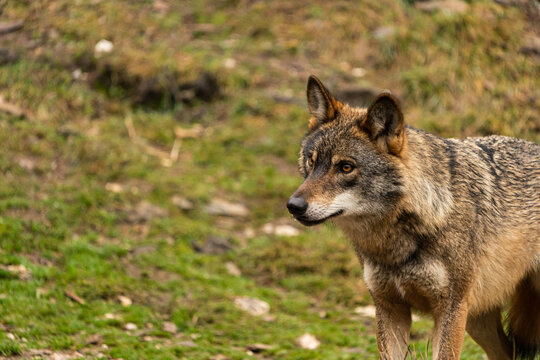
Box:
460;135;540;168
464;135;539;156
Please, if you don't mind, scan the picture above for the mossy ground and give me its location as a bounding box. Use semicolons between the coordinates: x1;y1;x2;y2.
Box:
0;0;538;359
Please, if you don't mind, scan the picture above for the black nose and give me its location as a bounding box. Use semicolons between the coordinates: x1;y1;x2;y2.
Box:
287;196;308;216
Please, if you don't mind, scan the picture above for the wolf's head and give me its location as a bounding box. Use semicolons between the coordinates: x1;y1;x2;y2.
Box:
287;75;407;226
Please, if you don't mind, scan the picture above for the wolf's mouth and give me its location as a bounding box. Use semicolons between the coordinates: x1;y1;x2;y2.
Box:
295;209;344;226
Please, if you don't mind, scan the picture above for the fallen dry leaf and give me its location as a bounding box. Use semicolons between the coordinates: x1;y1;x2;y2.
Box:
225;262;242;277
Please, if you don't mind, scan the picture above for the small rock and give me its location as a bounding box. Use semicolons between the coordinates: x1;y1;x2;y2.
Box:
124;322;137;331
171;195;194;210
128;201;167;223
142;336;153;342
6;333;15;340
224;58;237;69
118;295;132;307
354;305;377;318
296;333;320;350
95;39;114;55
105;182;124;193
192;236;233;255
104;313;120;320
274;224;300;236
261;223;299;237
204;198;248;217
72;68;83;80
243;227;256;238
351;67;366;78
162;321;177;334
415;0;468;14
234;296;270;316
225;262;242;277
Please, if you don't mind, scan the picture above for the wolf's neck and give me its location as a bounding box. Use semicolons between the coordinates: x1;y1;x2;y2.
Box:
400;127;454;230
334;213;420;266
333;128;454;266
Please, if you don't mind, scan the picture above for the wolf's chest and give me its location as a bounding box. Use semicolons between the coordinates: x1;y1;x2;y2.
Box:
363;258;449;313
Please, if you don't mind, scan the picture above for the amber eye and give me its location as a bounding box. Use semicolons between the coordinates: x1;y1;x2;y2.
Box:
307;158;314;167
341;163;354;173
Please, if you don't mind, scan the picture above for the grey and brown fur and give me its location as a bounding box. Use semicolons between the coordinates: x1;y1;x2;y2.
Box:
287;75;540;360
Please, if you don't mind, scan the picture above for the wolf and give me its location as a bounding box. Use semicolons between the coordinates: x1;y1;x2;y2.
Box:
287;75;540;360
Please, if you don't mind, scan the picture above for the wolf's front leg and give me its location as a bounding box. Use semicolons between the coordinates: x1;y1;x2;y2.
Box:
432;300;468;360
373;298;412;360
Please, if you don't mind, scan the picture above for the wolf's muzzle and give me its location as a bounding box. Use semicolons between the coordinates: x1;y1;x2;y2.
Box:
286;196;308;216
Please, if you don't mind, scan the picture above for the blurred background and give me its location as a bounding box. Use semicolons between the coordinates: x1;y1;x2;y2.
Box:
0;0;538;359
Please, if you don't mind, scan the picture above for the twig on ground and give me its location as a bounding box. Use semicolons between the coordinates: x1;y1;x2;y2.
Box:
65;288;85;305
0;20;24;35
124;114;182;167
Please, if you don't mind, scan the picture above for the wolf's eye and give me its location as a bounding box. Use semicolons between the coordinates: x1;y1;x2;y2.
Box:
340;163;354;173
307;158;314;167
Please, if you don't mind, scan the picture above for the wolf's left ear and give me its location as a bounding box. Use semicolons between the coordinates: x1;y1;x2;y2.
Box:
306;75;342;131
360;91;406;156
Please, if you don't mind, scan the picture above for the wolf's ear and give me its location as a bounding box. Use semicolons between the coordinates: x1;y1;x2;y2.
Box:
306;75;341;131
360;91;406;156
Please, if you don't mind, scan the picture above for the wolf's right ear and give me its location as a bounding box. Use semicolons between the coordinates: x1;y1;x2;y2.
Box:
361;91;406;156
306;75;341;131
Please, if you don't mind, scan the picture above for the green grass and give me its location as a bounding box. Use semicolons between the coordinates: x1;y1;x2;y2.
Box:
0;0;537;359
